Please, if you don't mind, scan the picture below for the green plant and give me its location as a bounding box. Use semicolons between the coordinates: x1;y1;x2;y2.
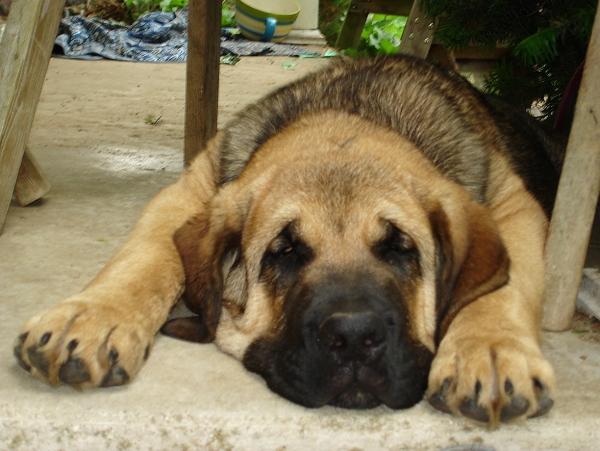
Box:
123;0;187;21
356;14;407;56
158;0;186;12
319;1;406;56
85;0;188;24
421;0;596;123
222;0;236;27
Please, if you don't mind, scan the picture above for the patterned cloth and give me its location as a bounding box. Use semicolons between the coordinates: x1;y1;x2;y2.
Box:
54;7;320;62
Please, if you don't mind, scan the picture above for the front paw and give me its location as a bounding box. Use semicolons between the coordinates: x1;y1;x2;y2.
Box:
427;332;555;427
13;299;153;389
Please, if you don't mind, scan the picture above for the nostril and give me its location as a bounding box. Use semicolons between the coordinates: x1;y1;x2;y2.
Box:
328;337;345;349
318;311;387;363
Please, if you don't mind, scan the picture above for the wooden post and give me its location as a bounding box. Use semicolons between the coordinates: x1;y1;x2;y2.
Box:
398;1;436;59
335;2;369;50
0;0;64;234
184;0;221;166
14;148;51;207
542;5;600;331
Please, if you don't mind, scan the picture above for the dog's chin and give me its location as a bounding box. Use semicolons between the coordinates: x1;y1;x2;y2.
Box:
328;388;382;410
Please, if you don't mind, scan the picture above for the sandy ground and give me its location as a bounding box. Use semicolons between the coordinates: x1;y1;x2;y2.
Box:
1;56;600;450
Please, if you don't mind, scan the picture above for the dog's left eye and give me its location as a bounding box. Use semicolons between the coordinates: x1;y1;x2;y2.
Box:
268;236;295;258
373;223;419;269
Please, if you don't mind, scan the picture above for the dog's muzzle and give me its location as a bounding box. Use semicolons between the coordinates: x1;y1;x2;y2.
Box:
244;271;433;410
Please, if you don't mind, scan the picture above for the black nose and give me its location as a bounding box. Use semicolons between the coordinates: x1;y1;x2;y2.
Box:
318;311;387;364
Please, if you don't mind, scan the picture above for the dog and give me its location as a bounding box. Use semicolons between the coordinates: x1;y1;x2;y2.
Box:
14;55;563;427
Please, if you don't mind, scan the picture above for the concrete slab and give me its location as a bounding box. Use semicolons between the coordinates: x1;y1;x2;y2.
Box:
1;57;600;451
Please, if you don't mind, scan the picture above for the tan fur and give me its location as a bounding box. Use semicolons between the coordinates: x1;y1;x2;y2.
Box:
15;56;556;426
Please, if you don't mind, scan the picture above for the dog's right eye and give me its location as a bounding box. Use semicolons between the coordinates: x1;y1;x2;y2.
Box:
260;223;313;289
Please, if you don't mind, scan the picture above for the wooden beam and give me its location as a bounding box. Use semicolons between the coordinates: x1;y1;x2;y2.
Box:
184;0;221;166
0;0;65;234
542;5;600;331
349;0;413;17
398;1;436;59
335;6;369;50
14;148;51;207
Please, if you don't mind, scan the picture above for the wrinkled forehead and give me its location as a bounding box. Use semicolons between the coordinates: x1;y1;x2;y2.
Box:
242;156;433;251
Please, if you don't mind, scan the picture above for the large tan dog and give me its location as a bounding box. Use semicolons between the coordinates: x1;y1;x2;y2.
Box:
14;55;562;427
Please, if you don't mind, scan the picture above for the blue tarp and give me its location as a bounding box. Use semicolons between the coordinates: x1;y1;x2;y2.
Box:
54;7;320;62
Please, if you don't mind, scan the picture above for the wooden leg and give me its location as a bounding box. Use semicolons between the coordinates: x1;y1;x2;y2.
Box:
184;0;221;166
335;5;369;50
398;1;436;59
0;0;64;235
14;147;51;207
542;5;600;331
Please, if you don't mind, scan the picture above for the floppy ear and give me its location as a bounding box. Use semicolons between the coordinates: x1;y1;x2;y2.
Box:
431;202;510;344
161;209;243;343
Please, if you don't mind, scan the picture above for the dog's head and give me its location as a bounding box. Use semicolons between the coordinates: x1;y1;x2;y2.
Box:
164;112;509;410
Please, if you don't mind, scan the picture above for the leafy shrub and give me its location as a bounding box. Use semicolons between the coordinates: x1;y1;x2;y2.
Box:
354;14;406;56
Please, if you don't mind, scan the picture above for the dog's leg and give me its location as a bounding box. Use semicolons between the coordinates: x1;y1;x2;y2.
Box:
428;170;556;426
13;148;217;389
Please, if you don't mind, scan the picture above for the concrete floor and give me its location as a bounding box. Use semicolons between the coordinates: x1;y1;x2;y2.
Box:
1;57;600;451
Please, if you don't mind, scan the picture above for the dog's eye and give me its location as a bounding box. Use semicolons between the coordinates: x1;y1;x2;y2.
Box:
261;223;313;287
265;233;309;264
268;235;295;258
373;223;419;269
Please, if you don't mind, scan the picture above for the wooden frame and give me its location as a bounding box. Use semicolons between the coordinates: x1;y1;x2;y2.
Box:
542;4;600;331
184;0;221;166
0;0;63;234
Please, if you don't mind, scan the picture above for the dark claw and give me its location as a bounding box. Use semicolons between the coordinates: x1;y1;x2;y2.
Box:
429;378;452;414
459;398;489;423
13;333;31;372
530;396;554;418
459;379;489;422
101;366;129;387
39;332;52;346
500;395;529;422
27;346;49;377
143;345;150;361
530;379;554;418
58;358;91;384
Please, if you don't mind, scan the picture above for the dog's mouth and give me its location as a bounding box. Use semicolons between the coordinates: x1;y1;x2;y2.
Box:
329;387;382;409
322;361;388;409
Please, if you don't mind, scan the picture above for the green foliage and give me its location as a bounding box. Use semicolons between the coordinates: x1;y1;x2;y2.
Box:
512;27;561;67
221;0;236;27
421;0;596;123
319;0;406;55
356;14;407;56
121;0;188;23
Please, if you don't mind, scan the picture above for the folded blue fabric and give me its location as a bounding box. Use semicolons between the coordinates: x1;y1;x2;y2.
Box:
54;7;320;62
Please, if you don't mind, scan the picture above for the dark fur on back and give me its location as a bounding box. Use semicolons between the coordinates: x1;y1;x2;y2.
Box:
481;94;565;216
219;55;564;214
